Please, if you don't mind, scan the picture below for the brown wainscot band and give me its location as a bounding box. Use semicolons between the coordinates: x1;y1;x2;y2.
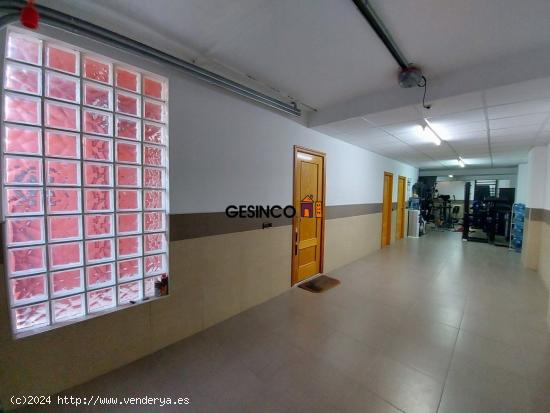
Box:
0;203;386;263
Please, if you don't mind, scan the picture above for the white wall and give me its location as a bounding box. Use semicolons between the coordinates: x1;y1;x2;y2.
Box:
23;25;417;214
546;145;550;210
436;181;466;200
516;163;528;205
526;146;548;208
170;74;417;212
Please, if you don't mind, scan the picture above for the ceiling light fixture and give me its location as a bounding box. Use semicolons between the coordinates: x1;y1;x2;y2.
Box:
422;125;441;146
458;157;466;168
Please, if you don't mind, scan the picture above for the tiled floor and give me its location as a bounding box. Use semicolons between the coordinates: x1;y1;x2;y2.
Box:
26;231;550;412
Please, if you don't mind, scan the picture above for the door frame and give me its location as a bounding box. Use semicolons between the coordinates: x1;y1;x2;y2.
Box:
396;175;407;240
291;145;326;286
381;171;394;248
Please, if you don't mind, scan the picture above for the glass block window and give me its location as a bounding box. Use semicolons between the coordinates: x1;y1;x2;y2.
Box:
2;29;169;336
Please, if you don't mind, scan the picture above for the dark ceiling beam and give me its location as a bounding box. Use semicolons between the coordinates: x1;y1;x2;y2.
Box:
351;0;410;69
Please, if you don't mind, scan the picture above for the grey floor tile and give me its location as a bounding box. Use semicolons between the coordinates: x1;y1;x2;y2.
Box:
361;354;444;413
271;312;335;352
447;350;532;413
453;329;528;378
338;382;404;413
324;312;400;350
404;300;464;328
460;309;524;347
382;338;455;381
317;330;380;380
19;232;550;413
439;378;524;413
528;375;550;413
520;328;550;382
197;359;265;409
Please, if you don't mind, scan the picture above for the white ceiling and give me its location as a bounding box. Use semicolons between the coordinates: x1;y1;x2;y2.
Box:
370;0;550;79
314;77;550;169
39;0;550;111
40;0;396;109
38;0;550;169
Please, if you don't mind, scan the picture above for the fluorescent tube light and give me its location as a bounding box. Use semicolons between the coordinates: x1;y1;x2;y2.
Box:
423;125;441;146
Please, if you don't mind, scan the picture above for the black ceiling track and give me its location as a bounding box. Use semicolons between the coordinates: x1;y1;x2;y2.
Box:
351;0;410;69
0;0;301;116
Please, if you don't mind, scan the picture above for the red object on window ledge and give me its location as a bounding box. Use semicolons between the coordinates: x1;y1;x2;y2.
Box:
20;0;39;29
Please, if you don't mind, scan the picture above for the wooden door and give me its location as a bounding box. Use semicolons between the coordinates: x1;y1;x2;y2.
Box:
381;172;393;247
396;176;406;240
292;146;325;285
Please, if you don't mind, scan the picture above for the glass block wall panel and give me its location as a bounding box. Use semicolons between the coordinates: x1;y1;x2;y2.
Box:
84;81;112;110
45;100;80;130
4;156;43;185
6;216;45;246
45;43;79;75
115;115;140;141
48;215;82;242
116;91;140;117
4;61;42;95
87;286;115;313
10;273;48;305
2;29;169;336
4;93;41;125
86;262;115;289
6;33;41;65
83;55;111;84
4;124;42;155
45;71;79;103
50;268;84;298
83;108;112;136
52;294;85;322
45;130;80;159
116;67;140;93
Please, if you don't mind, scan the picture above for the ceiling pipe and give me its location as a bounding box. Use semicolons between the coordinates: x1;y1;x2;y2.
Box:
350;0;410;69
350;1;472;167
0;0;301;117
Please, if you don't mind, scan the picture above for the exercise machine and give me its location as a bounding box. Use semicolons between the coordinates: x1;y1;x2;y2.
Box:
462;182;513;246
434;194;454;229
